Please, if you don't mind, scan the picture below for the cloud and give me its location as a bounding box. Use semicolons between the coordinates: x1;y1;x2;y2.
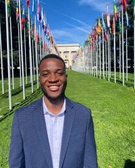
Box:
52;27;88;45
78;0;113;13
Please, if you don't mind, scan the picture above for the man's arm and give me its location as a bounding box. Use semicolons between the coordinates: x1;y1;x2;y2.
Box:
9;111;25;168
83;110;98;168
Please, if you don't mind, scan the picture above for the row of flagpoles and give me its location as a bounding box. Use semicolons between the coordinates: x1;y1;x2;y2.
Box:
72;0;135;89
1;0;59;109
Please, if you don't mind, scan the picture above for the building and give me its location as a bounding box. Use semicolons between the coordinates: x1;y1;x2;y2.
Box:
57;44;81;69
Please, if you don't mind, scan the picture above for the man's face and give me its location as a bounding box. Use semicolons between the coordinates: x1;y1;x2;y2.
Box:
39;58;67;101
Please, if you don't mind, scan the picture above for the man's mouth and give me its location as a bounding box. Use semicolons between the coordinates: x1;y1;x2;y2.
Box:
49;85;59;91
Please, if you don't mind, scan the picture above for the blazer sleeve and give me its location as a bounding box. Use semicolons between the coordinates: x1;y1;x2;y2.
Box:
83;110;98;168
9;110;25;168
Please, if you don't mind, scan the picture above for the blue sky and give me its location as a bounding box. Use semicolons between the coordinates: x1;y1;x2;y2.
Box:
22;0;114;46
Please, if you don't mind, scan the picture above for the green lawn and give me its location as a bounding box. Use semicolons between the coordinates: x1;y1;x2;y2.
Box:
0;70;135;167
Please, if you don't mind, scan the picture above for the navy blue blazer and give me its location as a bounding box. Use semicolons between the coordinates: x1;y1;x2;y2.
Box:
9;97;98;168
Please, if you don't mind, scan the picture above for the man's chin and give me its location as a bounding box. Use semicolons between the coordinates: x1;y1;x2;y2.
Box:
44;93;64;102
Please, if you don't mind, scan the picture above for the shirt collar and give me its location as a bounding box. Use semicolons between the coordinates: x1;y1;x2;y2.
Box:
42;97;66;116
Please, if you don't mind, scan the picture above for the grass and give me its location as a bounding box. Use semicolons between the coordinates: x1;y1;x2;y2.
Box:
0;70;135;167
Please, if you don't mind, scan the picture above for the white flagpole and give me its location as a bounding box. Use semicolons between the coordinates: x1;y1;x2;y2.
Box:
19;2;25;99
9;16;14;89
24;26;28;84
5;0;12;109
99;36;101;79
122;5;124;86
134;2;135;88
108;33;111;81
18;24;22;87
113;17;116;83
96;35;98;77
119;33;121;79
126;28;128;81
102;26;105;79
28;7;33;93
0;17;4;94
34;15;39;89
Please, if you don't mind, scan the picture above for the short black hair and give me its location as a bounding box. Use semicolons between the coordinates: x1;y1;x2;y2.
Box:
39;54;66;70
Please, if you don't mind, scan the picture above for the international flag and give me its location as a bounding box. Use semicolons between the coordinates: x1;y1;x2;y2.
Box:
102;13;106;30
125;11;129;27
121;0;127;10
37;0;41;21
106;5;110;28
114;0;118;21
118;12;122;33
32;0;35;12
21;8;25;30
7;0;11;17
96;18;102;34
26;0;30;8
16;2;19;23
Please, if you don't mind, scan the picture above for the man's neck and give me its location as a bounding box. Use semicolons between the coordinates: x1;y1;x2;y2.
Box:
44;96;65;116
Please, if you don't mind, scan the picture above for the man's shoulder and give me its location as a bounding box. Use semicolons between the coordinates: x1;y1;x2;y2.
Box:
66;97;91;113
15;97;42;114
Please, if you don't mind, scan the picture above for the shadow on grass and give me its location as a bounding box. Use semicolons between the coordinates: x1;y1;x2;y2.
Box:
124;159;135;168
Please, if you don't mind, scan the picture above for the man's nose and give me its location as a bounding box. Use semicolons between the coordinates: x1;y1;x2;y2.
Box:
48;73;58;82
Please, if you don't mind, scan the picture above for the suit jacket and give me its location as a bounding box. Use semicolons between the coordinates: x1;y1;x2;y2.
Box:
9;97;98;168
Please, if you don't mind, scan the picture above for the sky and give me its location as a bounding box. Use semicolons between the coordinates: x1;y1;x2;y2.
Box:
22;0;115;46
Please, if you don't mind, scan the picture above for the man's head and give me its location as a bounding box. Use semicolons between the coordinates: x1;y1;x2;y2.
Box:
39;54;67;102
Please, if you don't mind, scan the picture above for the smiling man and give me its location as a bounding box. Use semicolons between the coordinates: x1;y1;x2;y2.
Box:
9;54;98;168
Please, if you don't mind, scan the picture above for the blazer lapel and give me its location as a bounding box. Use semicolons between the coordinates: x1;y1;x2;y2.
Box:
59;98;75;168
33;98;53;168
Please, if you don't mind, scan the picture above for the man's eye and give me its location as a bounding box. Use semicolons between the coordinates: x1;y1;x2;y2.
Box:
56;72;64;75
42;73;48;76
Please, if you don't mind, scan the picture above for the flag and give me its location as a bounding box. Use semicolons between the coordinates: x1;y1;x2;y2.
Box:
96;18;102;34
118;12;122;33
16;2;19;23
114;0;118;21
37;0;41;21
134;0;135;5
32;0;35;12
35;30;39;43
7;0;11;17
102;13;106;30
125;11;129;27
121;0;127;10
21;8;25;30
106;5;110;28
26;0;30;8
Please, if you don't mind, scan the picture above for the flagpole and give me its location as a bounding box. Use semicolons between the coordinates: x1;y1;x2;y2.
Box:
24;26;28;84
119;33;121;79
102;26;105;79
18;23;22;87
5;0;12;109
126;28;128;81
108;33;111;81
10;16;14;89
122;4;124;86
0;17;4;94
99;36;101;78
19;1;25;99
34;15;39;89
28;7;33;93
113;17;116;83
134;1;135;88
96;35;98;77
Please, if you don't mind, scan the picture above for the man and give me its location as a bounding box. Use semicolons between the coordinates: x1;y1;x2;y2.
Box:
9;54;98;168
